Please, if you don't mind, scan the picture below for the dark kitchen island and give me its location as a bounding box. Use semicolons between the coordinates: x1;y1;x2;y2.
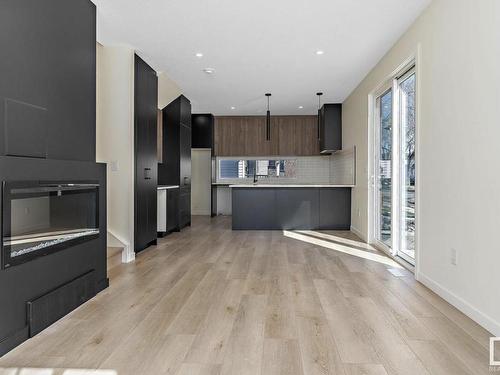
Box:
231;185;352;230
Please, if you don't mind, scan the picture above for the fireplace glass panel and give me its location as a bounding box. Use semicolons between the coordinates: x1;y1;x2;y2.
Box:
2;181;99;268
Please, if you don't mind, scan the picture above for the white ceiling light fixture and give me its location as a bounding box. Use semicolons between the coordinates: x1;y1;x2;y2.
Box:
230;106;236;110
316;50;325;55
298;106;304;109
203;67;216;74
195;52;203;57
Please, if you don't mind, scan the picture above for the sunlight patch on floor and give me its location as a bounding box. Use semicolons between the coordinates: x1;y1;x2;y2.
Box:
283;230;402;269
295;230;378;252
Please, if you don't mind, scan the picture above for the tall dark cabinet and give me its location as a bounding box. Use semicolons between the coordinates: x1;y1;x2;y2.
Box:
159;95;192;229
319;104;342;153
134;55;158;252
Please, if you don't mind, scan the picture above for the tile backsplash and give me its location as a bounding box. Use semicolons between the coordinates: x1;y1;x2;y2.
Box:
330;147;356;185
215;146;356;185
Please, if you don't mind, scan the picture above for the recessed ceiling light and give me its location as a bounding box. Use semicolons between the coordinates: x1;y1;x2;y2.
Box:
195;52;203;58
231;106;236;110
298;106;304;109
202;68;215;74
316;50;324;55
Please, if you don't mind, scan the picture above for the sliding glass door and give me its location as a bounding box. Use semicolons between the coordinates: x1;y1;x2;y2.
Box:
397;70;416;263
373;66;416;265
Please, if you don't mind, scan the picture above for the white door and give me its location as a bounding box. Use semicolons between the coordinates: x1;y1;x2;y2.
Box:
191;149;212;215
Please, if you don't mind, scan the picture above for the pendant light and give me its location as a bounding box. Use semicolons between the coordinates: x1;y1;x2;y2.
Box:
316;92;323;140
265;93;272;141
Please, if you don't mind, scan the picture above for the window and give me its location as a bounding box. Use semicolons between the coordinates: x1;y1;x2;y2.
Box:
218;159;296;180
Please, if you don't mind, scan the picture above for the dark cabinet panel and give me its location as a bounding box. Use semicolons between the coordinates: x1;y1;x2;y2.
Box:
0;0;96;161
318;188;351;229
180;96;192;128
180;124;191;188
211;185;218;217
192;114;214;149
232;188;277;229
134;55;158;252
320;104;342;153
276;188;319;229
179;187;191;228
167;188;179;232
158;95;192;230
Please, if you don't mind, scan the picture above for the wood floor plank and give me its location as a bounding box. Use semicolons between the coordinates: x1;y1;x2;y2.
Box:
348;297;431;375
176;363;221;375
265;276;297;339
295;315;346;375
261;338;304;375
314;279;380;364
167;270;228;335
289;263;325;319
418;316;491;374
407;339;472;375
184;279;246;364
401;276;493;350
220;295;267;375
352;272;435;341
343;364;389;375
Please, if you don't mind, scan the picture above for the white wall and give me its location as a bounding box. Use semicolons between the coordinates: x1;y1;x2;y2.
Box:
343;0;500;335
158;72;182;109
96;43;136;263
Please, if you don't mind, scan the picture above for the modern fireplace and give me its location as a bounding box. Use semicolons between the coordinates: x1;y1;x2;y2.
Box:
2;181;100;269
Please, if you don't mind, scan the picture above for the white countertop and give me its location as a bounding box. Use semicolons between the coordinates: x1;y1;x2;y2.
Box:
228;184;354;188
157;185;180;190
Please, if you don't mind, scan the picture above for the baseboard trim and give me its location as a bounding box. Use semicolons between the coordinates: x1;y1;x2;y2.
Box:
417;271;500;337
107;230;134;264
350;225;367;242
0;326;29;357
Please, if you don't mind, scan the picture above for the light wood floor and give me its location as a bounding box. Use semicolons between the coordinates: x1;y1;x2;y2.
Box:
0;216;495;375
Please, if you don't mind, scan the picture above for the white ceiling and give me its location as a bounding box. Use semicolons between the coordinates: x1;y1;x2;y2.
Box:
92;0;430;115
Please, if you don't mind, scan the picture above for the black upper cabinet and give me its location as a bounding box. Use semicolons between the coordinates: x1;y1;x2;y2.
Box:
319;104;342;154
0;0;96;162
134;55;158;252
192;114;214;149
159;95;192;229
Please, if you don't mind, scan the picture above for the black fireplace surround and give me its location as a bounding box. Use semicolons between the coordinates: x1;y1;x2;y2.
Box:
0;157;108;356
0;0;107;356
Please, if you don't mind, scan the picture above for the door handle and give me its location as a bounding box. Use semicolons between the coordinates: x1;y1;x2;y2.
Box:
144;168;152;180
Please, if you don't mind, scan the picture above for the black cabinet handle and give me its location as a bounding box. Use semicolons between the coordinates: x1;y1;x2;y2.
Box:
144;168;152;180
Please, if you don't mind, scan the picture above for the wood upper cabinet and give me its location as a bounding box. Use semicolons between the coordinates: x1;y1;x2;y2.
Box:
215;116;278;156
278;116;319;156
214;115;317;156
